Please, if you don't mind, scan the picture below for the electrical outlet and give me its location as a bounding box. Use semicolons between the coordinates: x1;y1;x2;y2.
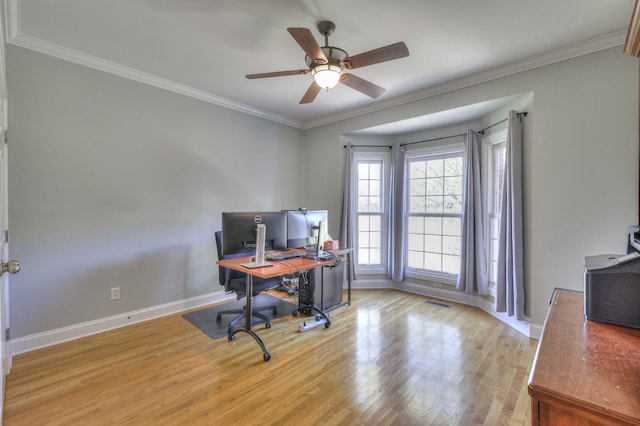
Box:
111;287;120;301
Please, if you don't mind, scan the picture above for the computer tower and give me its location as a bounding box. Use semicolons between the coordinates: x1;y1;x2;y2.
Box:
298;262;345;311
299;270;315;306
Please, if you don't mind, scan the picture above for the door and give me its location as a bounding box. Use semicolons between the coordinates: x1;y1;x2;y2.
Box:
0;3;16;417
0;88;18;422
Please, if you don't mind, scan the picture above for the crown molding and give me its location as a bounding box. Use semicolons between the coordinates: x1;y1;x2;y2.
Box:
4;0;303;129
301;30;627;129
3;0;627;131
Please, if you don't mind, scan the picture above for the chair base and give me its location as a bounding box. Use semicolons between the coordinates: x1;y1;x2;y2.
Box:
216;304;278;332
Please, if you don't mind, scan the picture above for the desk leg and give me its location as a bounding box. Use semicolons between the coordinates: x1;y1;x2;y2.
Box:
228;274;272;362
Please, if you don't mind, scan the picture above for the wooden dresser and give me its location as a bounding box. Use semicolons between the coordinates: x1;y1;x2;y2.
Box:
528;289;640;425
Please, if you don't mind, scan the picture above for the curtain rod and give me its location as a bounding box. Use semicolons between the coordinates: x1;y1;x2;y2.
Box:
478;111;528;135
343;144;392;149
347;111;529;149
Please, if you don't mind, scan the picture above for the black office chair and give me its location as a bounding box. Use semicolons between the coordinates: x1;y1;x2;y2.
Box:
215;231;280;331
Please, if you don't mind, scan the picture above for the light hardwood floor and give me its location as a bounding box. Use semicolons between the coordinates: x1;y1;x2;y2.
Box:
3;290;538;425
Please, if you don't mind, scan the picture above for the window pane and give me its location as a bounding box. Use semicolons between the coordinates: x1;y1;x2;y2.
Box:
444;195;462;213
425;217;442;234
407;216;424;233
407;251;423;269
368;249;381;264
410;196;426;212
358;231;370;247
406;151;463;276
407;233;424;251
426;196;443;213
425;253;441;270
425;235;441;253
358;163;370;179
488;144;506;283
357;213;382;266
358;180;370;196
442;255;460;274
445;157;462;176
442;235;460;256
410;180;426;197
443;217;461;236
369;180;381;196
426;178;443;196
357;161;382;214
427;159;443;177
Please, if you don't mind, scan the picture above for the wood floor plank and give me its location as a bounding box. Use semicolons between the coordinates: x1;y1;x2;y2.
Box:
3;290;538;425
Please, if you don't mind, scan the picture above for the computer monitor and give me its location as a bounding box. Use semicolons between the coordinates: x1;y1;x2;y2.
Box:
221;211;287;255
285;209;328;249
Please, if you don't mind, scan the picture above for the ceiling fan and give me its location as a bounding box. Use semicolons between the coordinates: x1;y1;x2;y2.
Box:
245;21;409;104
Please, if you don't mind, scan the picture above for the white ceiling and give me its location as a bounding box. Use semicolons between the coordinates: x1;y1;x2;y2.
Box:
4;0;635;130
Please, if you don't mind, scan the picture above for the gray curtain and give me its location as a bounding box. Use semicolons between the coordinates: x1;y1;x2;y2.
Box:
496;111;525;319
390;144;406;281
457;130;489;294
340;143;357;282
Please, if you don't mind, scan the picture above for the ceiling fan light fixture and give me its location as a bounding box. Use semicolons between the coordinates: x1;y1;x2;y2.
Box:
312;63;342;89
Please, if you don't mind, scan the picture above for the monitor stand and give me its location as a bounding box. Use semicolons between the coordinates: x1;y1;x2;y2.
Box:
241;223;273;268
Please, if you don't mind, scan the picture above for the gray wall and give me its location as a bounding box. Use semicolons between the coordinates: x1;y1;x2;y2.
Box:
303;46;638;328
5;43;638;339
6;45;304;338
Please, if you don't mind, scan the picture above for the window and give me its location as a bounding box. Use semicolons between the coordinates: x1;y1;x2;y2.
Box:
485;130;507;293
405;146;464;283
354;150;390;273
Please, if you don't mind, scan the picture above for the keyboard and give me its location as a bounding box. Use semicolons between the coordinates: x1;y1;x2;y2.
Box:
266;251;305;261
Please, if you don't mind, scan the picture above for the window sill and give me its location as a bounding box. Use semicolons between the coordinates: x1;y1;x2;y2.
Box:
405;269;458;286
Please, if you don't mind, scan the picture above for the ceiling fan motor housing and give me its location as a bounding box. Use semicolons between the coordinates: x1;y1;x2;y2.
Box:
305;46;348;68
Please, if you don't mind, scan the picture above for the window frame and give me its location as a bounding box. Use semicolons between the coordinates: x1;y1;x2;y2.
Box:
352;149;391;275
482;129;508;297
403;142;465;285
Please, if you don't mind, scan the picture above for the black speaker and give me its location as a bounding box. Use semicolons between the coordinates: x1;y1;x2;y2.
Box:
585;254;640;329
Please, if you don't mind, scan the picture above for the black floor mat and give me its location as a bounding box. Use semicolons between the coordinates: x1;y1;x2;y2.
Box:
183;293;297;339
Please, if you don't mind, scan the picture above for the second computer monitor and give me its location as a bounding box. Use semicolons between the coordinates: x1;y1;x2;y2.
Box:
286;210;328;249
221;211;287;255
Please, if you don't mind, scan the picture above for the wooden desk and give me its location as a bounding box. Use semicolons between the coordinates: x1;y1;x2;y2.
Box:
216;250;351;361
528;289;640;425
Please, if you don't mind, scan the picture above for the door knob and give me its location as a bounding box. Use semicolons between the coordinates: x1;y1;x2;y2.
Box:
2;260;20;275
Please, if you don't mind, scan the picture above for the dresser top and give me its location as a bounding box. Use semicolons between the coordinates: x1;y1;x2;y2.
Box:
528;289;640;422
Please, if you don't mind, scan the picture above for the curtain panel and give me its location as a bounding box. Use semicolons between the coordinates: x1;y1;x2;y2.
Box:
340;143;357;282
457;130;489;294
390;144;407;281
496;110;525;319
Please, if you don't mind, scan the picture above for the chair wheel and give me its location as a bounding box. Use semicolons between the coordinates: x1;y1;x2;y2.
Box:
228;333;236;341
324;321;331;328
292;310;299;317
265;322;272;329
263;352;271;361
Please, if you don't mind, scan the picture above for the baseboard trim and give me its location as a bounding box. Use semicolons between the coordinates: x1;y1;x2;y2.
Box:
349;278;540;339
13;280;541;356
9;291;235;356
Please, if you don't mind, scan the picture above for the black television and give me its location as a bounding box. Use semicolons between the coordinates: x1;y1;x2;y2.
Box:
285;209;328;249
221;211;287;255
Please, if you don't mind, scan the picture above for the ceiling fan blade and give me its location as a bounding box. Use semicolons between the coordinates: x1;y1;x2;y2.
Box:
300;81;321;104
344;42;409;70
287;27;328;64
246;69;309;79
340;73;385;98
